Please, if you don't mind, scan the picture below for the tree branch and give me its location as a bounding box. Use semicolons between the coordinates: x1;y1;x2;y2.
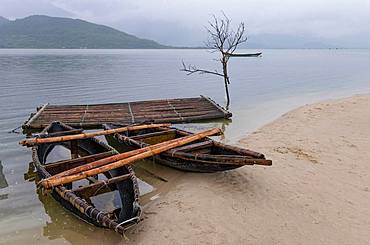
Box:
180;61;224;77
180;12;255;109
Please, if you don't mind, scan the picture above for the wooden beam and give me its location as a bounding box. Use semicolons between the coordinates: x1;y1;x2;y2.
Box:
72;174;131;197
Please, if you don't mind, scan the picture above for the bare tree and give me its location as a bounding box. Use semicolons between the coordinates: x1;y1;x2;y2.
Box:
181;13;260;109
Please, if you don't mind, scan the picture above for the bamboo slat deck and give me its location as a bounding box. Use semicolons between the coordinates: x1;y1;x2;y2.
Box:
23;96;232;130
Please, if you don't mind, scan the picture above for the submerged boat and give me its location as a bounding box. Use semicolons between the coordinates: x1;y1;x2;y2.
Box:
103;124;272;173
32;122;141;234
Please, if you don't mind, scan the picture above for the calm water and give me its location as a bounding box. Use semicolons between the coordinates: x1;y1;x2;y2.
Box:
0;49;370;244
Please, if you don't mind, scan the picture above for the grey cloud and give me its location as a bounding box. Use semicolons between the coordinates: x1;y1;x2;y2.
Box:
0;0;370;47
0;0;73;19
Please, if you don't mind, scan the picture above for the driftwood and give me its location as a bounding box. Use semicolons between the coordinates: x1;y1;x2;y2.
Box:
40;128;221;189
19;124;170;146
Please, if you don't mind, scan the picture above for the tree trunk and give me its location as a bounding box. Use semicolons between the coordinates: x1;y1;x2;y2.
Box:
222;56;231;109
224;77;230;109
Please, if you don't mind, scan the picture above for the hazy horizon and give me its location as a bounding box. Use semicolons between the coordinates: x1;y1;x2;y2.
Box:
1;0;370;48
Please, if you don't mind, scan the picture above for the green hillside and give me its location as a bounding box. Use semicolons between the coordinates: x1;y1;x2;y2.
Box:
0;15;169;49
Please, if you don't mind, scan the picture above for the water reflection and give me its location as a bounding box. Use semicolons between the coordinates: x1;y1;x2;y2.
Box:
27;160;180;244
23;162;37;182
37;187;125;244
24;162;126;244
21;146;164;243
0;194;8;200
0;161;9;201
0;161;8;189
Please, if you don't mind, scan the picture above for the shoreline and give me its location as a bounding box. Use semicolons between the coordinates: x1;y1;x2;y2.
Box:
127;93;370;244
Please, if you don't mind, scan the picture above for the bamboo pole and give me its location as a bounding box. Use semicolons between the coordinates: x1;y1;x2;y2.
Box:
40;128;221;189
19;123;171;146
48;132;196;180
23;103;49;128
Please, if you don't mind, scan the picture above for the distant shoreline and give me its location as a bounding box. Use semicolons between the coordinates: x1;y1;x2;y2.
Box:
1;47;369;50
0;47;206;50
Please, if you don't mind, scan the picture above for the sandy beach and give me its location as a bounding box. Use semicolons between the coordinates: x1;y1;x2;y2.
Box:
127;93;370;244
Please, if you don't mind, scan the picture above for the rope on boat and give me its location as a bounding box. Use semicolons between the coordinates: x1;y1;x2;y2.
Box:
127;102;135;124
85;206;94;219
123;135;130;144
167;99;184;122
92;179;108;197
171;149;178;157
80;105;89;127
8;125;22;134
114;216;140;232
96;211;105;223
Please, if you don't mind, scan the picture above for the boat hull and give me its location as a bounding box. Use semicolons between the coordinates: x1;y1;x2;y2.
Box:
104;124;271;173
32;122;141;233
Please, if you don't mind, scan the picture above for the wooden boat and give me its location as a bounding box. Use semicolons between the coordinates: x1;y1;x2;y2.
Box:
103;124;272;173
32;122;141;234
226;52;262;57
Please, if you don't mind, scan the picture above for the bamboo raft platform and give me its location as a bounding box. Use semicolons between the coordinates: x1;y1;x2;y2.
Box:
23;96;232;130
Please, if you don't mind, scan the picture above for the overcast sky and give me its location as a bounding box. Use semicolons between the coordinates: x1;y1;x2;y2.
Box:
1;0;370;47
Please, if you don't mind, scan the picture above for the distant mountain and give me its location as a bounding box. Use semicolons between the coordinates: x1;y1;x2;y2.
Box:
0;15;169;49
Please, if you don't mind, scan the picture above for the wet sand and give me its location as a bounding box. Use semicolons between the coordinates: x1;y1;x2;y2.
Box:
127;94;370;244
